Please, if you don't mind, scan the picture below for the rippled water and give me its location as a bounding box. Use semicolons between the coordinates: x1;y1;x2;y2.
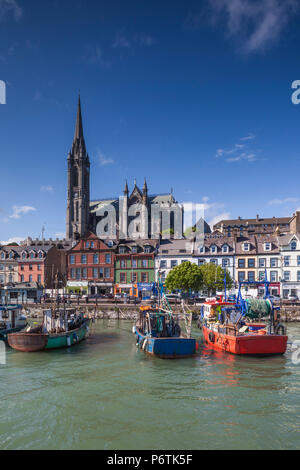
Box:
1;321;299;450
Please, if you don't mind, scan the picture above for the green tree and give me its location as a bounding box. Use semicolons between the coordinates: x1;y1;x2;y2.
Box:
200;263;233;296
165;261;203;293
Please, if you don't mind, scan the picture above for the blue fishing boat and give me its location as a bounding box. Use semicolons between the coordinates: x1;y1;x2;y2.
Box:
133;277;197;358
0;304;27;342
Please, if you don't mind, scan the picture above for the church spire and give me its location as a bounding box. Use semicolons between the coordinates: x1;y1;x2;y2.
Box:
74;94;84;141
124;180;129;196
143;177;148;194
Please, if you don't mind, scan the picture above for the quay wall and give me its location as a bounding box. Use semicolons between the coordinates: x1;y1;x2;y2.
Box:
20;303;300;322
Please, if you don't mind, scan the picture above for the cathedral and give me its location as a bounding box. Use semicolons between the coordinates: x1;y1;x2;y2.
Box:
66;97;181;240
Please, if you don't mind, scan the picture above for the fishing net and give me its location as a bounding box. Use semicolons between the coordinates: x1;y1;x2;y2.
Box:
245;299;271;319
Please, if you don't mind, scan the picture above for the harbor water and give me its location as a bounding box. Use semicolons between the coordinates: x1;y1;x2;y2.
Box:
1;320;299;450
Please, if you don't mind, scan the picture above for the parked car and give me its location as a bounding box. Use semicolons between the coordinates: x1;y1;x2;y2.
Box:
288;294;298;302
165;294;181;303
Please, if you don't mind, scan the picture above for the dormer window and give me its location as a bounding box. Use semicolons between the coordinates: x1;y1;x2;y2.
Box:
9;252;14;259
144;246;151;254
210;245;217;254
132;246;138;254
119;246;126;254
38;251;43;259
86;242;90;249
243;243;250;252
291;240;297;251
198;246;204;253
222;245;229;253
30;252;35;259
0;252;5;260
22;252;27;259
264;242;271;251
107;240;113;248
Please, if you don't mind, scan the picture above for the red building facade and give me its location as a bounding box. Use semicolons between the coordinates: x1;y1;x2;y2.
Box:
67;232;116;295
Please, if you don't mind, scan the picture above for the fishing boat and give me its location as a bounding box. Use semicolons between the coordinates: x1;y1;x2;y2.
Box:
0;304;27;342
133;276;197;358
199;277;288;356
7;307;90;352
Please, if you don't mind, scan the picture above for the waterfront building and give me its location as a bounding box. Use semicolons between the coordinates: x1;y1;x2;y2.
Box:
114;240;157;297
66;97;182;241
192;233;235;282
277;233;300;299
1;282;43;304
66;232;117;295
214;214;292;235
0;246;21;285
155;239;194;284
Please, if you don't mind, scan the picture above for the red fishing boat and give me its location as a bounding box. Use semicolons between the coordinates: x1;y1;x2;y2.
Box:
199;283;288;356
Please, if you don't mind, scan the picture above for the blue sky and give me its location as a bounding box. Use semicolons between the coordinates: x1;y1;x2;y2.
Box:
1;0;300;243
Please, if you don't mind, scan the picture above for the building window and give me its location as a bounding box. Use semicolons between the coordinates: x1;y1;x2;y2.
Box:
76;269;81;280
119;247;126;254
132;246;138;254
162;250;169;254
270;271;278;282
210;259;217;265
198;259;205;266
248;271;255;283
198;246;204;253
210;245;217;254
120;260;126;269
297;256;300;266
120;272;126;283
297;271;300;282
132;272;137;283
291;241;297;251
283;271;290;281
222;259;229;268
38;252;43;259
222;245;229;253
105;253;111;264
259;258;266;268
91;242;95;248
171;260;178;268
259;271;265;281
271;258;278;268
93;254;99;264
29;264;33;271
132;259;137;268
29;275;33;282
70;269;75;279
93;268;98;278
20;275;24;282
70;255;75;265
99;268;104;279
141;260;148;268
0;253;5;260
238;272;245;282
243;243;250;252
22;253;26;259
144;246;151;254
86;242;90;249
179;250;186;254
82;268;87;279
160;260;167;268
141;272;148;282
238;259;245;268
38;275;41;284
104;268;110;278
248;258;255;268
30;252;35;259
284;256;290;267
81;254;87;264
264;242;271;251
21;265;24;271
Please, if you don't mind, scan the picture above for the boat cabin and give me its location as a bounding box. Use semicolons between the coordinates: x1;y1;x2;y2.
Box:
137;306;181;338
0;305;26;330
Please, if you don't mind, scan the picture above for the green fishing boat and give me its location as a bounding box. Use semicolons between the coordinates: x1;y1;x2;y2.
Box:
7;307;90;352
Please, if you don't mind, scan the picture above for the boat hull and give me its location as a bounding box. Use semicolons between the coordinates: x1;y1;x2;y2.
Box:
45;320;89;349
202;325;288;356
134;327;196;358
8;332;48;352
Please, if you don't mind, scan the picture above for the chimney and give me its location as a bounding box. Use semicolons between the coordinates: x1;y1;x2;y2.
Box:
256;214;259;222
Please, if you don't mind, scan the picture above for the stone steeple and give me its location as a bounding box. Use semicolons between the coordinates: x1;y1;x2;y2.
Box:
66;95;90;240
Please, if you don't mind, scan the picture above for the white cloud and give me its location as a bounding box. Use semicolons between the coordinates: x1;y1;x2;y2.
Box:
0;0;22;22
208;212;231;229
40;185;53;192
240;133;255;141
113;33;155;49
0;236;25;245
98;150;115;166
9;205;36;220
113;34;131;49
268;197;299;205
216;134;257;163
208;0;299;53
